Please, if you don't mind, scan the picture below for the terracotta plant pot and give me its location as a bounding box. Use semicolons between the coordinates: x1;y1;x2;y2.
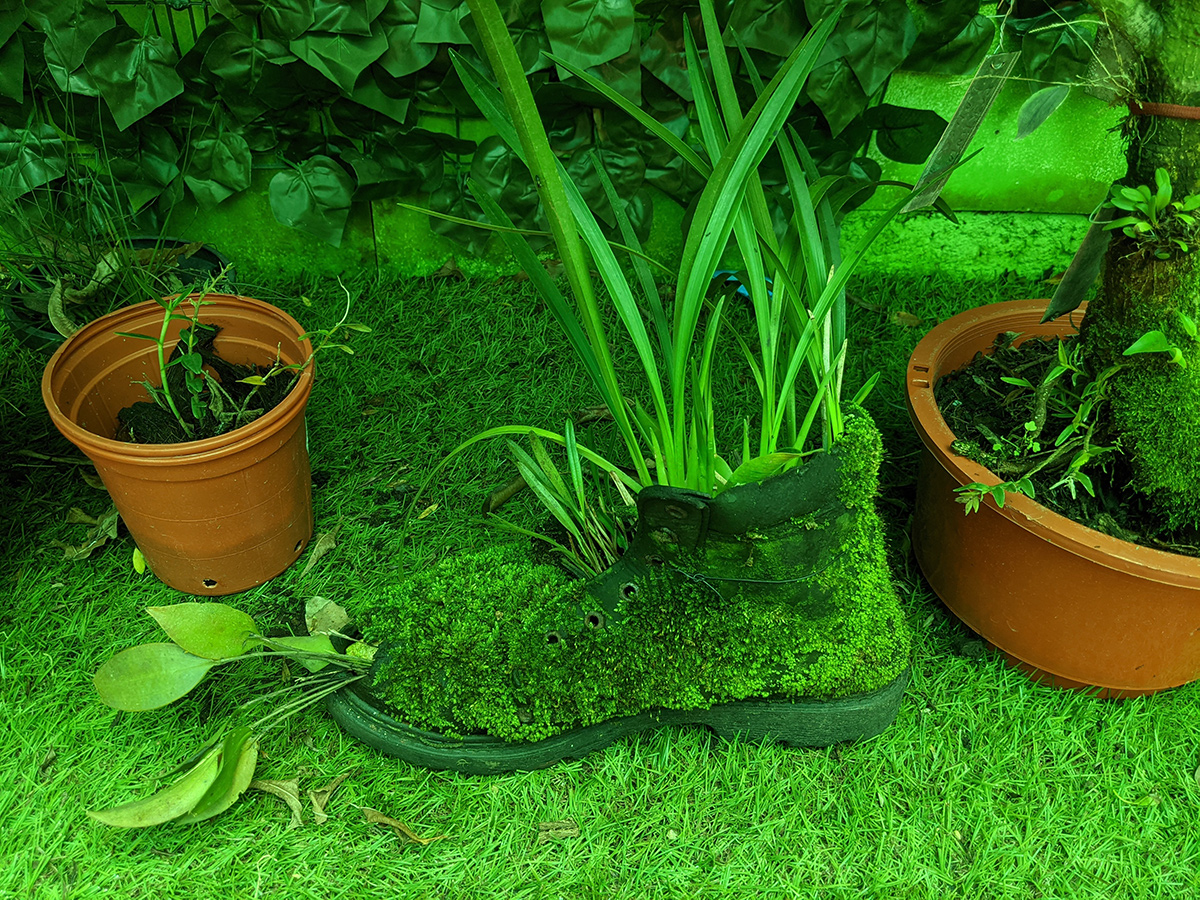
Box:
41;293;314;596
905;298;1200;697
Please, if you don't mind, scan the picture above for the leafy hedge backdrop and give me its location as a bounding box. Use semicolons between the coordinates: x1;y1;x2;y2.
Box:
0;0;1097;251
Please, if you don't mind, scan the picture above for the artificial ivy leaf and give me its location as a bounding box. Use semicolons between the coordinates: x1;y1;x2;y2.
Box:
349;65;413;124
310;0;387;36
147;603;259;660
804;57;868;136
413;0;471;45
203;30;295;96
183;131;251;209
269;156;355;245
867;104;948;164
341;145;411;201
93;643;215;711
640;18;692;101
907;7;994;75
176;727;259;823
1018;7;1093;87
289;22;389;94
108;124;180;210
726;0;808;59
0;124;67;199
27;0;114;90
1015;84;1070;140
542;0;634;74
87;741;222;828
262;0;317;41
0;2;24;46
837;0;917;97
471;135;540;227
0;33;22;102
85;28;185;130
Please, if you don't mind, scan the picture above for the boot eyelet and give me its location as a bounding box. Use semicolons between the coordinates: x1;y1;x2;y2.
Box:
620;583;638;599
545;631;564;646
585;612;604;629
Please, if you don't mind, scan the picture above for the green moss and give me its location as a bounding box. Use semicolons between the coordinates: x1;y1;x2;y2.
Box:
1110;355;1200;531
356;420;910;743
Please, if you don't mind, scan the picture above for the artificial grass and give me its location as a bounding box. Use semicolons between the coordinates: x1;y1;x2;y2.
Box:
2;272;1198;898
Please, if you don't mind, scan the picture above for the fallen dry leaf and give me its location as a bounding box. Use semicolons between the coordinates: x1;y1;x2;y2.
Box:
305;596;350;636
300;525;341;578
889;310;923;328
309;772;351;825
537;819;580;845
417;504;438;520
80;467;106;490
362;807;449;846
66;507;98;526
251;779;303;829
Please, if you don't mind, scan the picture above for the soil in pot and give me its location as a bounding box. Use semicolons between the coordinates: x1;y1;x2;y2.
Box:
935;329;1200;557
117;321;299;444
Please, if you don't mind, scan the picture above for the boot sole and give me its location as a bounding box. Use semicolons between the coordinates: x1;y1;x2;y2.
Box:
327;670;909;774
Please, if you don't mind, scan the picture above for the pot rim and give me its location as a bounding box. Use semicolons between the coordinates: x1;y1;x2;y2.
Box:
905;297;1200;587
41;293;314;463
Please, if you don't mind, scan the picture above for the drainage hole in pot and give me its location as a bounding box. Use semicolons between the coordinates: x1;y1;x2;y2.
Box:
586;612;604;629
620;583;638;599
202;579;217;589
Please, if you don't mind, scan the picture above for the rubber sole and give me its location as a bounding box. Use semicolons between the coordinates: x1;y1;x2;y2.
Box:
327;670;910;774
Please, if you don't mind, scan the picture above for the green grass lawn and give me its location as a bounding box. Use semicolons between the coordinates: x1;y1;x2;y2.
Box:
3;272;1198;899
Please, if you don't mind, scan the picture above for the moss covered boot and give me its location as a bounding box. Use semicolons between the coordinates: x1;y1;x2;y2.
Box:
331;413;911;773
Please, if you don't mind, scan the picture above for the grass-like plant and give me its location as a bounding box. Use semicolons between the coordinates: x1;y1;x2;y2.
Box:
430;0;914;558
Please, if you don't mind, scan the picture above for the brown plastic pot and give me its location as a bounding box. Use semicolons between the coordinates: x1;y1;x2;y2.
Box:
905;298;1200;698
41;293;314;596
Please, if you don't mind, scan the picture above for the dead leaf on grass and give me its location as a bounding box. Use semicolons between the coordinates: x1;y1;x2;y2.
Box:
889;310;923;328
417;503;438;520
66;507;99;526
300;525;341;578
251;778;303;829
53;504;120;559
362;807;449;845
304;596;350;636
537;819;580;844
309;772;351;825
80;467;106;490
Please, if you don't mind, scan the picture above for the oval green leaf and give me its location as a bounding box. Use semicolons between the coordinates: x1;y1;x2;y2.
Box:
94;643;215;711
176;728;259;824
1123;331;1173;357
726;451;803;488
87;743;221;828
1015;85;1069;141
147;603;259;659
269;634;338;672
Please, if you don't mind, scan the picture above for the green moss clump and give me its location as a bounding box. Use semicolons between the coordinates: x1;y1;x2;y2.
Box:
1110;355;1200;531
358;418;910;744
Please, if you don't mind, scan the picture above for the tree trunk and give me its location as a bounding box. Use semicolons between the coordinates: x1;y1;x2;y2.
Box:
1077;0;1200;528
